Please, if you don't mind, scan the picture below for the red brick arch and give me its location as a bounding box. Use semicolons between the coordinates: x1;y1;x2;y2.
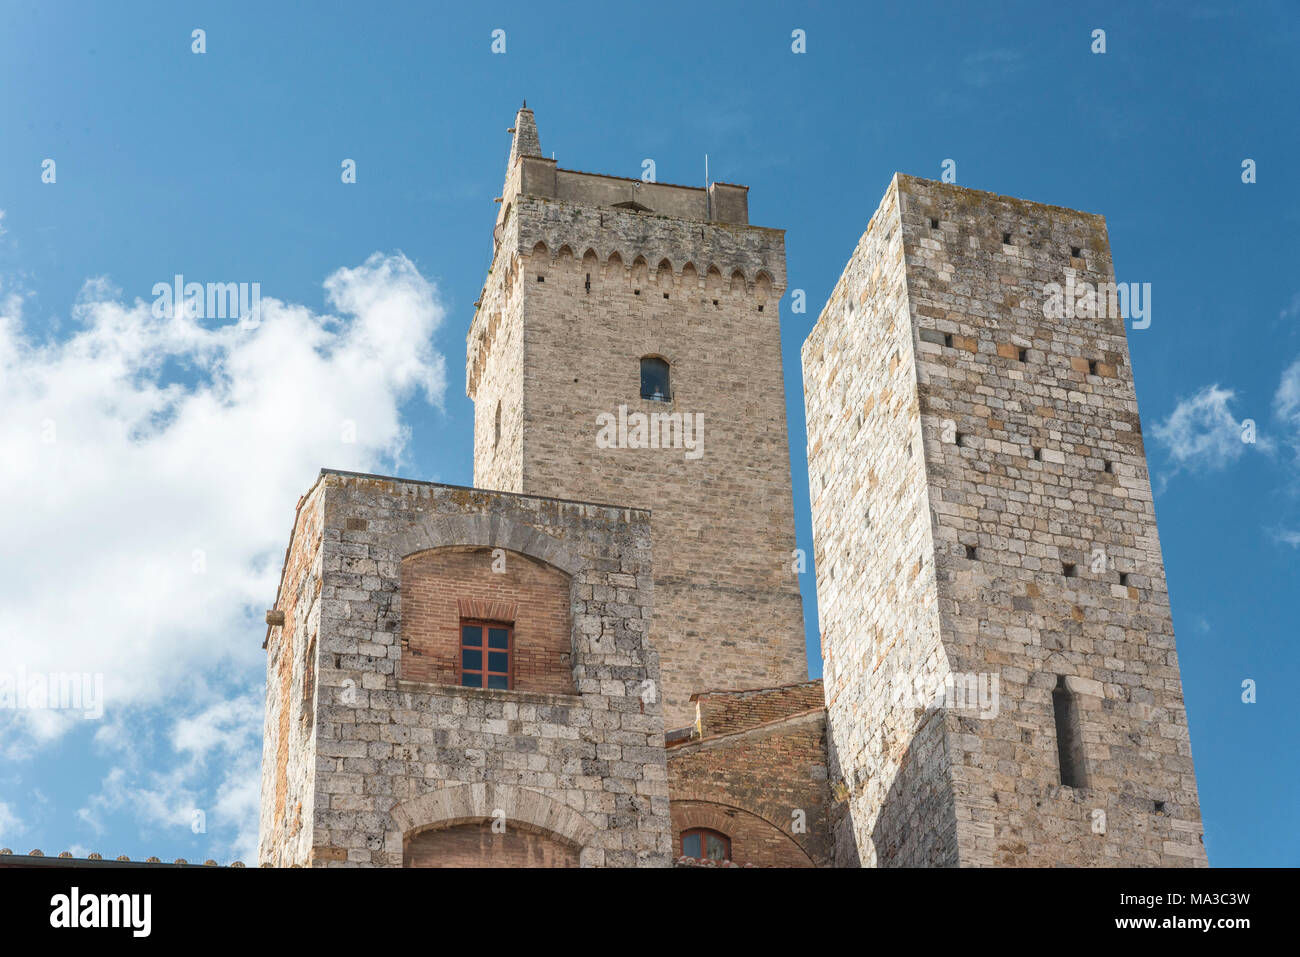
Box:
670;799;816;867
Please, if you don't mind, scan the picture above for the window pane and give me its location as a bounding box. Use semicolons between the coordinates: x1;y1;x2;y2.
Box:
461;626;482;646
705;833;727;861
461;649;482;671
461;672;482;688
681;833;701;859
488;628;509;649
640;357;670;401
487;674;508;690
488;651;508;673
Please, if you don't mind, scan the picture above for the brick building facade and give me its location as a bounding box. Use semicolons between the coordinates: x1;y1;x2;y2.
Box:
256;107;1205;867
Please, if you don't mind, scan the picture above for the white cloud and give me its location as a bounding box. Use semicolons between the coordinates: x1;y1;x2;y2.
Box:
1273;355;1300;432
0;800;23;839
1151;384;1269;475
0;252;447;748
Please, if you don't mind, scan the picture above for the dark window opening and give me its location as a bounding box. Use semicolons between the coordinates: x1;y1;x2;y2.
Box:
929;217;940;229
663;292;669;299
1104;460;1115;473
1088;359;1098;375
640;356;671;402
585;273;591;293
1018;347;1028;362
1118;572;1129;586
757;305;764;312
536;275;544;283
634;289;640;296
943;333;954;348
955;432;966;447
1071;246;1082;258
1002;232;1013;245
680;828;730;862
460;620;512;690
1052;675;1087;788
1062;562;1077;578
712;299;719;306
1033;447;1042;461
965;544;978;560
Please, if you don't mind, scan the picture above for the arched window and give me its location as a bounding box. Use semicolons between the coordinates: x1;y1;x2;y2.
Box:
640;356;671;402
680;827;730;862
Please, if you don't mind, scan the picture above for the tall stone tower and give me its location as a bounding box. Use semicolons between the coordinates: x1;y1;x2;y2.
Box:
803;174;1207;867
467;105;807;727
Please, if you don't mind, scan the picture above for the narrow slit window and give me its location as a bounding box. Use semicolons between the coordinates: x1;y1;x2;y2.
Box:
943;333;954;348
929;217;940;229
965;544;977;560
1018;347;1028;362
1052;675;1087;787
640;356;671;402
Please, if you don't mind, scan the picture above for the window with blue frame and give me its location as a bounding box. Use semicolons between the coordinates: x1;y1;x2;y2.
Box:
460;620;512;690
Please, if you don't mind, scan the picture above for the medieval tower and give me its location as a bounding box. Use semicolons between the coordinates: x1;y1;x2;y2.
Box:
803;174;1207;866
467;106;807;727
256;107;1205;868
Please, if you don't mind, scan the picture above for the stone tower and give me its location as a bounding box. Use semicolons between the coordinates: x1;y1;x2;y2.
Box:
467;105;807;727
803;174;1207;867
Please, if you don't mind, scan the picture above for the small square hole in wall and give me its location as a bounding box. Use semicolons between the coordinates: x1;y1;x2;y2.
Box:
955;432;966;447
712;299;719;307
663;292;669;299
943;333;954;348
1118;572;1129;586
929;217;940;229
1002;232;1013;245
1153;801;1166;815
1063;562;1077;578
758;305;764;312
965;544;978;560
1018;347;1028;362
1088;359;1098;375
1104;460;1115;474
634;289;641;296
1071;246;1082;258
1033;447;1042;461
536;275;545;282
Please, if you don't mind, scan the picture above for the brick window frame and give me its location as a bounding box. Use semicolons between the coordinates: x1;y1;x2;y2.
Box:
680;827;731;862
459;619;514;690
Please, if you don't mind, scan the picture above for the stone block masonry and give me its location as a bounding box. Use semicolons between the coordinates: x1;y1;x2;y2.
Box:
467;107;807;728
258;469;672;867
803;174;1207;867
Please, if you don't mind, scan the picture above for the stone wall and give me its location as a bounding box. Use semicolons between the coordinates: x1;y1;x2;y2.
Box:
467;182;806;728
803;174;1207;867
258;470;672;867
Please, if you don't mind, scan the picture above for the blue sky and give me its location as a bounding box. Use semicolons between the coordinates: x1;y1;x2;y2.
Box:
0;1;1296;866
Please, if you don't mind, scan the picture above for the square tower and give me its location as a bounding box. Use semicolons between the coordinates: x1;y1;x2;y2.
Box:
467;107;807;727
803;174;1207;867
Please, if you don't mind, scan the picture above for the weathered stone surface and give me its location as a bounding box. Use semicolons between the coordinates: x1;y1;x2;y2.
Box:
803;174;1207;867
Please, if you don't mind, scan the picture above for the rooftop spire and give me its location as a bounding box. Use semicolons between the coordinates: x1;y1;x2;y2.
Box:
507;102;541;172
